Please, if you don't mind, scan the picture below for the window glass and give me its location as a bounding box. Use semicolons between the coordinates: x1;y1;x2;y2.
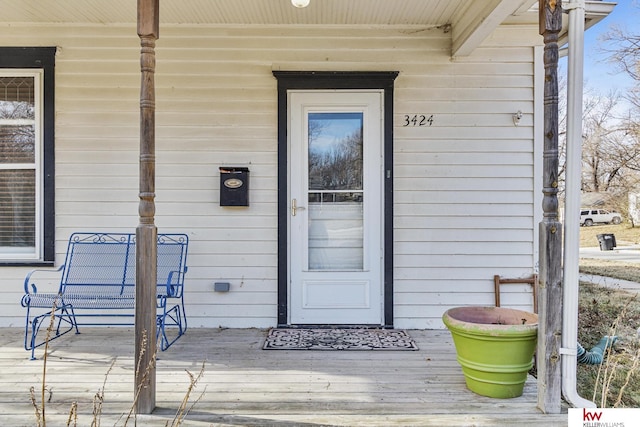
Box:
0;73;40;257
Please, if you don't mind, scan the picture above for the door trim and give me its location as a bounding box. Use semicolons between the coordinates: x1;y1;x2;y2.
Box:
273;71;398;328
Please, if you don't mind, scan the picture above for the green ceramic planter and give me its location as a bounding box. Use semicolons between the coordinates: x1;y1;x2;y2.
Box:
442;306;538;399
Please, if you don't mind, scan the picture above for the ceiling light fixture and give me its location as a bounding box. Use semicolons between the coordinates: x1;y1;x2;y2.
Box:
291;0;310;8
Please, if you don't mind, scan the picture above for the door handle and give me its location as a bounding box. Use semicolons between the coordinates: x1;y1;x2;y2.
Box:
291;198;306;216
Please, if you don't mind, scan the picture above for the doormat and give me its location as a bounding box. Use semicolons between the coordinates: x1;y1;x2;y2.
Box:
262;328;419;351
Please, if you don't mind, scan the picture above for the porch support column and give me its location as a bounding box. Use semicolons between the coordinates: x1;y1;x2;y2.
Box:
537;0;563;414
136;0;159;415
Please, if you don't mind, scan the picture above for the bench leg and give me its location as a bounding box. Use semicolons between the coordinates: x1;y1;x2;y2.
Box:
25;304;78;360
157;303;186;351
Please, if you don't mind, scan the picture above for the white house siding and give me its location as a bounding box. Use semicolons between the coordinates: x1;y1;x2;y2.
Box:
0;23;541;329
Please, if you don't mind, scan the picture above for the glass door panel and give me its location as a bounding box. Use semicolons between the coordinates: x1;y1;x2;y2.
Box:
307;112;363;271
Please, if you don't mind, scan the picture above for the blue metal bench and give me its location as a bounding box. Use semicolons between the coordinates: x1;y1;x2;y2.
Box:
21;232;189;360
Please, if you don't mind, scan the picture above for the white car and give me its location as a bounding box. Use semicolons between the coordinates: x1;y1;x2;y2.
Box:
580;208;622;226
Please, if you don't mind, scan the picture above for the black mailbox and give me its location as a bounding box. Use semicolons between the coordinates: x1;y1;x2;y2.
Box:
219;167;249;206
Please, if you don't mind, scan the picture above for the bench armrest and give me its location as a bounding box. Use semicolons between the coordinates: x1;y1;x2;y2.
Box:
23;264;65;294
160;268;187;297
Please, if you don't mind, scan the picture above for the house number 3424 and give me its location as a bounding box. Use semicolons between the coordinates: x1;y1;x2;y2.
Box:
403;114;434;127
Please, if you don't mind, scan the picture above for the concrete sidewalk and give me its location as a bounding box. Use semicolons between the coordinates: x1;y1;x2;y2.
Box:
579;273;640;294
579;244;640;292
579;244;640;264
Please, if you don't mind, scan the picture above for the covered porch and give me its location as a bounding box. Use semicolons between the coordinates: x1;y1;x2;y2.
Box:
0;327;567;426
0;0;618;418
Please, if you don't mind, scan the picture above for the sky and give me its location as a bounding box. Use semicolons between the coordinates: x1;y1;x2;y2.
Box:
581;0;639;95
308;113;362;153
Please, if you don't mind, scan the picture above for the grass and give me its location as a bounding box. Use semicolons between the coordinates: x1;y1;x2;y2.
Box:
576;223;640;407
579;223;640;248
580;259;640;283
577;282;640;407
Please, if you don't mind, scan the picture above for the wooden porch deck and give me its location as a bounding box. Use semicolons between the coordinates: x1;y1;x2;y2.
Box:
0;328;567;426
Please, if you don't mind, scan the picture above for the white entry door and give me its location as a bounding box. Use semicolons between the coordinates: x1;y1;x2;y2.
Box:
289;91;384;325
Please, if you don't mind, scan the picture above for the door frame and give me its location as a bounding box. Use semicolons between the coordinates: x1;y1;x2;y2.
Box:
273;71;398;328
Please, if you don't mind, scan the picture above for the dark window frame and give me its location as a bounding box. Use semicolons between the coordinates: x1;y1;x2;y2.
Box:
0;47;56;265
273;71;398;327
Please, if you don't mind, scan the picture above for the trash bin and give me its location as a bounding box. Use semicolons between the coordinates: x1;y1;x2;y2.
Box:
596;234;616;251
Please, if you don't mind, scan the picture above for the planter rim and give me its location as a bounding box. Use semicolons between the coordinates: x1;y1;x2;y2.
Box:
443;306;538;337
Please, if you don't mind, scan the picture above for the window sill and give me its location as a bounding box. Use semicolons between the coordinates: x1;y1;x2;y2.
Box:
0;261;55;267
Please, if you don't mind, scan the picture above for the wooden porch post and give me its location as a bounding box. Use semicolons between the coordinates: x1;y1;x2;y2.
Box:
537;0;563;414
136;0;159;415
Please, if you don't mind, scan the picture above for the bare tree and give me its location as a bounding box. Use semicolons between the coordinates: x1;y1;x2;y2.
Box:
309;128;362;191
600;21;640;81
569;5;640;224
581;92;624;192
599;3;640;137
557;85;633;201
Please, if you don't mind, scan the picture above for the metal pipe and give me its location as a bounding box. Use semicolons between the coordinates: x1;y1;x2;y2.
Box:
562;0;596;408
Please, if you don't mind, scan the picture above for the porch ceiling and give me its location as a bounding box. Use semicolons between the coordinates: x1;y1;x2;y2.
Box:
1;0;538;26
3;0;539;56
1;0;615;55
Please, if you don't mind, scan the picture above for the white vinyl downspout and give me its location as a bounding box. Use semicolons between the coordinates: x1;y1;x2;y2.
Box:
561;0;597;409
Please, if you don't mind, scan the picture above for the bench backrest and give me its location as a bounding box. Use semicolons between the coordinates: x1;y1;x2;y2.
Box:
61;232;188;298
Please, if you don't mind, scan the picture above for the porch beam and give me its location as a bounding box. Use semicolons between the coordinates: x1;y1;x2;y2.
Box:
135;0;159;415
452;0;536;57
537;0;563;414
